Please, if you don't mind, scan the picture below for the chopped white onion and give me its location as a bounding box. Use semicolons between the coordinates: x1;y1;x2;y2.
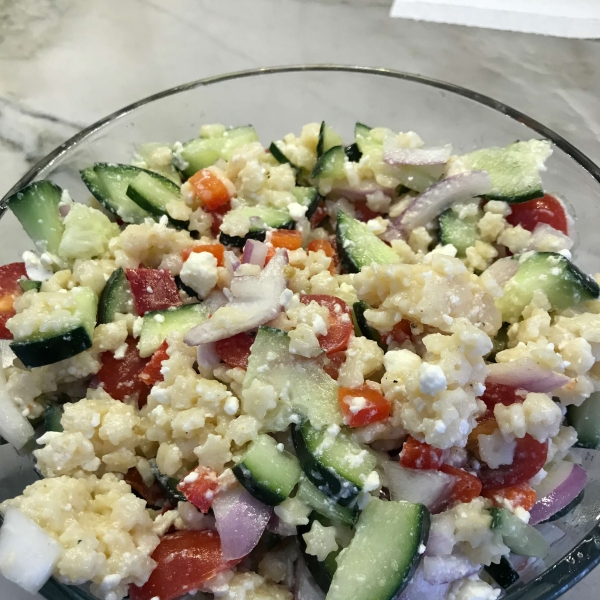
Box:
241;240;268;267
486;358;571;393
0;507;61;593
184;250;288;346
481;257;519;289
0;364;34;449
384;171;491;240
396;566;450;600
422;555;481;584
381;460;456;513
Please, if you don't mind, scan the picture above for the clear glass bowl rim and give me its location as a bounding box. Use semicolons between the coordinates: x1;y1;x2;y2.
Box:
1;64;599;600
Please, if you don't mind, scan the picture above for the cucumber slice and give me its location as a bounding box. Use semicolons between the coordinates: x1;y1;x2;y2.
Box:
138;303;210;357
135;142;182;184
219;206;295;248
126;171;187;227
488;323;509;362
354;123;374;155
317;122;344;158
292;421;377;507
446;140;552;203
438;207;483;257
328;498;430;600
296;478;358;527
19;280;41;293
336;211;400;273
149;458;186;503
567;392;600;449
269;141;298;169
10;287;98;368
484;556;519;589
352;301;386;350
297;512;340;593
233;434;301;505
244;326;342;429
81;164;154;224
291;187;320;220
490;507;549;558
97;267;135;324
311;146;346;180
180;126;259;177
44;404;63;433
6;180;65;254
496;252;600;322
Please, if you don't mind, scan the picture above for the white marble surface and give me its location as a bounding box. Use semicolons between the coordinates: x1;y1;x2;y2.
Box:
0;0;598;598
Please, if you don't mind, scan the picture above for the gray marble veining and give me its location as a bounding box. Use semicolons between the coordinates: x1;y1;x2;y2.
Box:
0;0;597;598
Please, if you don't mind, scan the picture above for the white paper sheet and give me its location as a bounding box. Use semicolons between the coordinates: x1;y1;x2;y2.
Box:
390;0;600;38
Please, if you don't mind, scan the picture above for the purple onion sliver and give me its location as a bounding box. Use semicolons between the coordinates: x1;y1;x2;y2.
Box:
295;555;325;600
396;170;492;235
329;180;394;201
421;555;481;585
196;342;221;374
396;567;450;600
224;250;240;273
486;359;571;393
212;486;272;561
529;463;587;525
241;239;268;267
58;204;71;218
383;144;453;167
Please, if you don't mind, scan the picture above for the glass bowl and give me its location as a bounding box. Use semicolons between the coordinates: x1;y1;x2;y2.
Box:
1;65;599;600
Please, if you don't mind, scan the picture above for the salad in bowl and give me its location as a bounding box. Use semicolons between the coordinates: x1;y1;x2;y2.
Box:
0;119;598;600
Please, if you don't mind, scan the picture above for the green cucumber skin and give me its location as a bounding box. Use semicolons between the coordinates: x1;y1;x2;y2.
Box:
345;143;362;162
352;301;386;350
296;478;358;527
97;267;133;324
311;146;345;180
149;459;186;503
567;392;600;449
490;507;548;558
125;185;188;229
10;326;93;368
219;223;294;248
19;280;42;293
269;142;296;168
232;463;285;506
484;556;519;589
44;405;64;433
291;424;359;508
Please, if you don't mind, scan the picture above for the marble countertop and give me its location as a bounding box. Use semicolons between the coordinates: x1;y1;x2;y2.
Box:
0;0;598;598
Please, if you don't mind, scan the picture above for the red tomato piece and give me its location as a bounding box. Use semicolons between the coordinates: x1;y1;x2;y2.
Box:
126;268;182;315
479;435;548;491
188;169;232;211
506;194;568;235
139;341;170;386
324;350;346;380
338;384;391;428
440;464;483;504
210;201;231;237
299;294;353;356
129;530;236;600
0;262;27;339
309;203;328;228
482;482;537;511
391;319;412;345
177;466;220;513
400;436;446;470
271;230;303;250
214;332;254;369
124;467;167;508
480;383;525;419
353;200;379;222
308;239;337;274
97;338;151;407
181;243;225;266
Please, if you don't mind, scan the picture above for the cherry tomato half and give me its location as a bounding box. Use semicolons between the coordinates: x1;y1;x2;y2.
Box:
214;332;255;369
506;194;568;235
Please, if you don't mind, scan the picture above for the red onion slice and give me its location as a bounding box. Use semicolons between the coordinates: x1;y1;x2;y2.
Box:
482;257;520;288
184;250;288;345
241;240;268;267
384;171;491;240
267;513;297;537
381;461;456;513
426;514;455;557
383;142;452;167
203;290;229;314
295;555;325;600
486;359;571;393
58;204;71;218
224;250;240;274
197;342;221;377
529;462;587;525
422;555;481;584
212;486;272;561
329;180;395;201
396;567;450;600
